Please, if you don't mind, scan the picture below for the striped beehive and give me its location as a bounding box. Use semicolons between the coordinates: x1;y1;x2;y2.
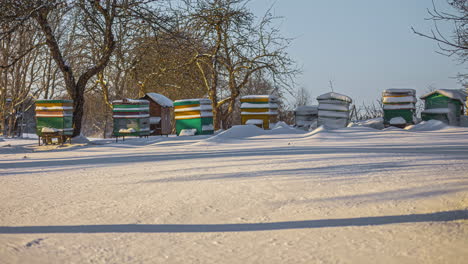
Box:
174;98;214;135
317;92;352;128
294;105;318;129
35;99;74;136
420;89;466;126
112;99;150;137
240;95;278;129
382;89;416;127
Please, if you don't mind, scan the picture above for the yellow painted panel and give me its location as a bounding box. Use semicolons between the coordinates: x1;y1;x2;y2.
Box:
175;116;200;120
240;98;270;103
36;102;73;107
174;110;201;116
174;104;199;109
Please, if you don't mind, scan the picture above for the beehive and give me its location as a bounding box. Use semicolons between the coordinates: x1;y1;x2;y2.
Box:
420;89;466;126
35;99;74;137
240;95;278;129
174;98;214;135
382;89;416;127
112;99;150;137
294;105;318;129
317;92;352;128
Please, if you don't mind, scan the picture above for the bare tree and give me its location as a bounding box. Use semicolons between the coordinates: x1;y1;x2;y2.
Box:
0;0;170;136
412;1;468;115
294;86;312;108
412;0;468;62
0;19;43;136
181;0;297;130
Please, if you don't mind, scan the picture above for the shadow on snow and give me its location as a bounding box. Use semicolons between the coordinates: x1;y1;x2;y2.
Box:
0;210;466;234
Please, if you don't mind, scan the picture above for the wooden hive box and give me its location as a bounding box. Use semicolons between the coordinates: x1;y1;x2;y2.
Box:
240;95;278;129
35;99;74;136
317;92;352;128
174;98;213;135
382;89;416;127
420;89;466;126
112;99;150;138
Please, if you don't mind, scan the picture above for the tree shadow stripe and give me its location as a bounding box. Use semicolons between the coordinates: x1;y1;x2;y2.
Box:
0;210;466;234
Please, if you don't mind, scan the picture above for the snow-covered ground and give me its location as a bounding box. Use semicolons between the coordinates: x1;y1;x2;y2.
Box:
1;122;467;263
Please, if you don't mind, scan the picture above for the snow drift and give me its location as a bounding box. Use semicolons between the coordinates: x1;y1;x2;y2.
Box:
405;120;449;132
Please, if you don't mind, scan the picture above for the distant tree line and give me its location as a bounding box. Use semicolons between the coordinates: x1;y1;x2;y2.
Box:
0;0;298;137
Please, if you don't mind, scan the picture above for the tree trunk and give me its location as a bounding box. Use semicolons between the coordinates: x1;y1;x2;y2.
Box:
72;87;85;137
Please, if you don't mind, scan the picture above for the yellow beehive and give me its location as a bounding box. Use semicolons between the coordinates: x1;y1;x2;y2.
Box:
240;95;278;129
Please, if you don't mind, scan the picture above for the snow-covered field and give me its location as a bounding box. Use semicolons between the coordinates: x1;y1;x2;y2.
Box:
1;121;467;263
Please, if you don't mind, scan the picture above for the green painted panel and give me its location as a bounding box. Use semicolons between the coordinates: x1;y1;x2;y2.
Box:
201;117;214;126
424;94;452;109
175;117;214;135
421;113;449;124
383;109;414;124
173;100;202;106
176;118;201;135
112;117;149;137
36;116;73;136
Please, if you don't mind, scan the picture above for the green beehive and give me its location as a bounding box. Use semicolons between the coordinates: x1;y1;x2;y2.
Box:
35;99;74;137
382;89;416;127
112;99;150;138
420;89;466;126
174;99;213;135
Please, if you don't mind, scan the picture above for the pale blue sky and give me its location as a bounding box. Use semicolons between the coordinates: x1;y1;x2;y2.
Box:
249;0;466;106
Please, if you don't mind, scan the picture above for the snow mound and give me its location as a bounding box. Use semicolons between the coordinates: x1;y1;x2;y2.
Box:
348;118;384;130
405;120;448;131
390;117;406;125
269;122;304;134
202;125;264;142
382;126;404;131
304;126;328;137
200;123;304;143
72;135;91;144
272;121;292;129
461;116;468;127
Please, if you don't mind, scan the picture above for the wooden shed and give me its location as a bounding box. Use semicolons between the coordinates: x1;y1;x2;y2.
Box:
420;89;466;126
140;93;174;136
317;92;352;128
240;95;279;129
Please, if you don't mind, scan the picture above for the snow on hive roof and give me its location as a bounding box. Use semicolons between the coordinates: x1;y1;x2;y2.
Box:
420;89;467;103
112;99;149;104
241;95;278;100
174;98;211;104
145;93;173;107
317;92;352;103
383;88;416;95
294;105;318;112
